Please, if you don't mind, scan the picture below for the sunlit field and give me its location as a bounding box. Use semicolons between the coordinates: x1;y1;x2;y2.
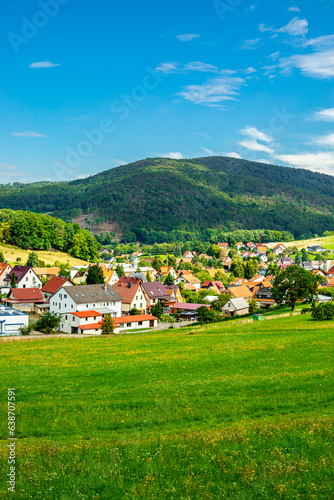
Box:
1;314;333;499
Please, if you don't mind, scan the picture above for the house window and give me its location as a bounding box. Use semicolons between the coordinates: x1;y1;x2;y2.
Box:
71;305;73;309
73;317;75;321
138;321;143;325
86;305;88;308
65;315;67;320
60;294;62;299
93;304;95;307
64;294;67;299
26;277;28;281
127;323;131;327
140;303;142;308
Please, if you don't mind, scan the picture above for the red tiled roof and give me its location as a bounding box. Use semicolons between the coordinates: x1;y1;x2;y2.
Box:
72;310;103;318
114;314;157;325
79;323;102;330
42;276;71;294
113;278;141;303
10;288;44;301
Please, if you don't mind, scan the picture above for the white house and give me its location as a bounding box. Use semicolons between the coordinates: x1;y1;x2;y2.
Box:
114;314;158;333
222;297;250;317
49;283;122;317
60;310;104;334
0;305;29;336
4;265;42;289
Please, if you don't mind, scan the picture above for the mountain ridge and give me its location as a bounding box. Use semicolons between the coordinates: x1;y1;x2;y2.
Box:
1;156;334;241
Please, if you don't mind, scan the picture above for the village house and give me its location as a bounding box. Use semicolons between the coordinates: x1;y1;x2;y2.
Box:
61;310;104;334
157;266;178;281
3;288;45;312
222;297;249;317
0;304;29;336
50;283;122;317
104;269;119;286
235;242;244;251
183;250;194;259
201;280;226;293
306;245;327;253
141;281;170;312
113;314;158;333
171;302;210;321
272;244;287;256
0;263;12;289
113;276;148;314
165;284;183;303
227;285;252;302
41;276;73;300
4;265;42;289
33;267;60;280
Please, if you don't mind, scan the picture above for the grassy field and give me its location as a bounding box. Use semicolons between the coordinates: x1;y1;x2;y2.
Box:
0;242;89;267
268;235;334;252
0;314;333;499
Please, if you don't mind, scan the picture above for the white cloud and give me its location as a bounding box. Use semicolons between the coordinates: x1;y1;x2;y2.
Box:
288;6;300;12
156;61;219;74
241;39;263;50
176;34;200;42
314;108;334;121
239;139;274;154
184;61;218;72
177;76;245;106
12;131;46;137
241;126;273;143
314;133;334;148
29;61;60;68
226;152;242;159
201;147;217;155
301;34;334;50
259;17;308;36
269;51;280;61
280;48;334;78
155;62;180;74
276;151;334;174
162;152;184;159
244;66;257;73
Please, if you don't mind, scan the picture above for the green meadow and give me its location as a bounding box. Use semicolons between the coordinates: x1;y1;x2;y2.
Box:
0;314;333;499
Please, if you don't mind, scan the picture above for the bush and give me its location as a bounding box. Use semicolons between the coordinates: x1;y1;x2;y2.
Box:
311;302;334;321
18;323;35;336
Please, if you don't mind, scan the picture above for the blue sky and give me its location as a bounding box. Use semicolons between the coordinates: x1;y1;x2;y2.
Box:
1;0;334;182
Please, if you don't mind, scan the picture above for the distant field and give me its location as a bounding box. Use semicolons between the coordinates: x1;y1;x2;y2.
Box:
268;235;334;253
0;242;89;267
0;314;333;499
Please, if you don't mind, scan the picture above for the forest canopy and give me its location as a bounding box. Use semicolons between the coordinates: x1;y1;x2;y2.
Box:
0;209;99;261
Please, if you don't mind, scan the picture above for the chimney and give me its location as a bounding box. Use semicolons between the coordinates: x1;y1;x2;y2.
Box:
104;283;107;291
128;282;132;288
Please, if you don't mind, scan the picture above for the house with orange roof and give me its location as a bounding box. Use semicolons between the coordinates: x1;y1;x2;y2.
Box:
60;310;104;334
227;285;252;302
158;266;178;280
33;267;60;280
104;269;119;286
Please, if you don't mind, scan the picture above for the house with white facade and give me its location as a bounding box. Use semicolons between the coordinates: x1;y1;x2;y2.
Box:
4;265;42;289
49;283;122;317
0;304;29;336
60;310;104;334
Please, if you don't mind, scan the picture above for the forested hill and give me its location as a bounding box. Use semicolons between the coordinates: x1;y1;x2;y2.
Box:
1;157;334;240
0;209;99;261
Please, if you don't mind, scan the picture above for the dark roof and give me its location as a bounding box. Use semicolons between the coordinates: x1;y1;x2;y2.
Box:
141;281;170;300
62;284;122;304
5;265;31;283
42;276;72;294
